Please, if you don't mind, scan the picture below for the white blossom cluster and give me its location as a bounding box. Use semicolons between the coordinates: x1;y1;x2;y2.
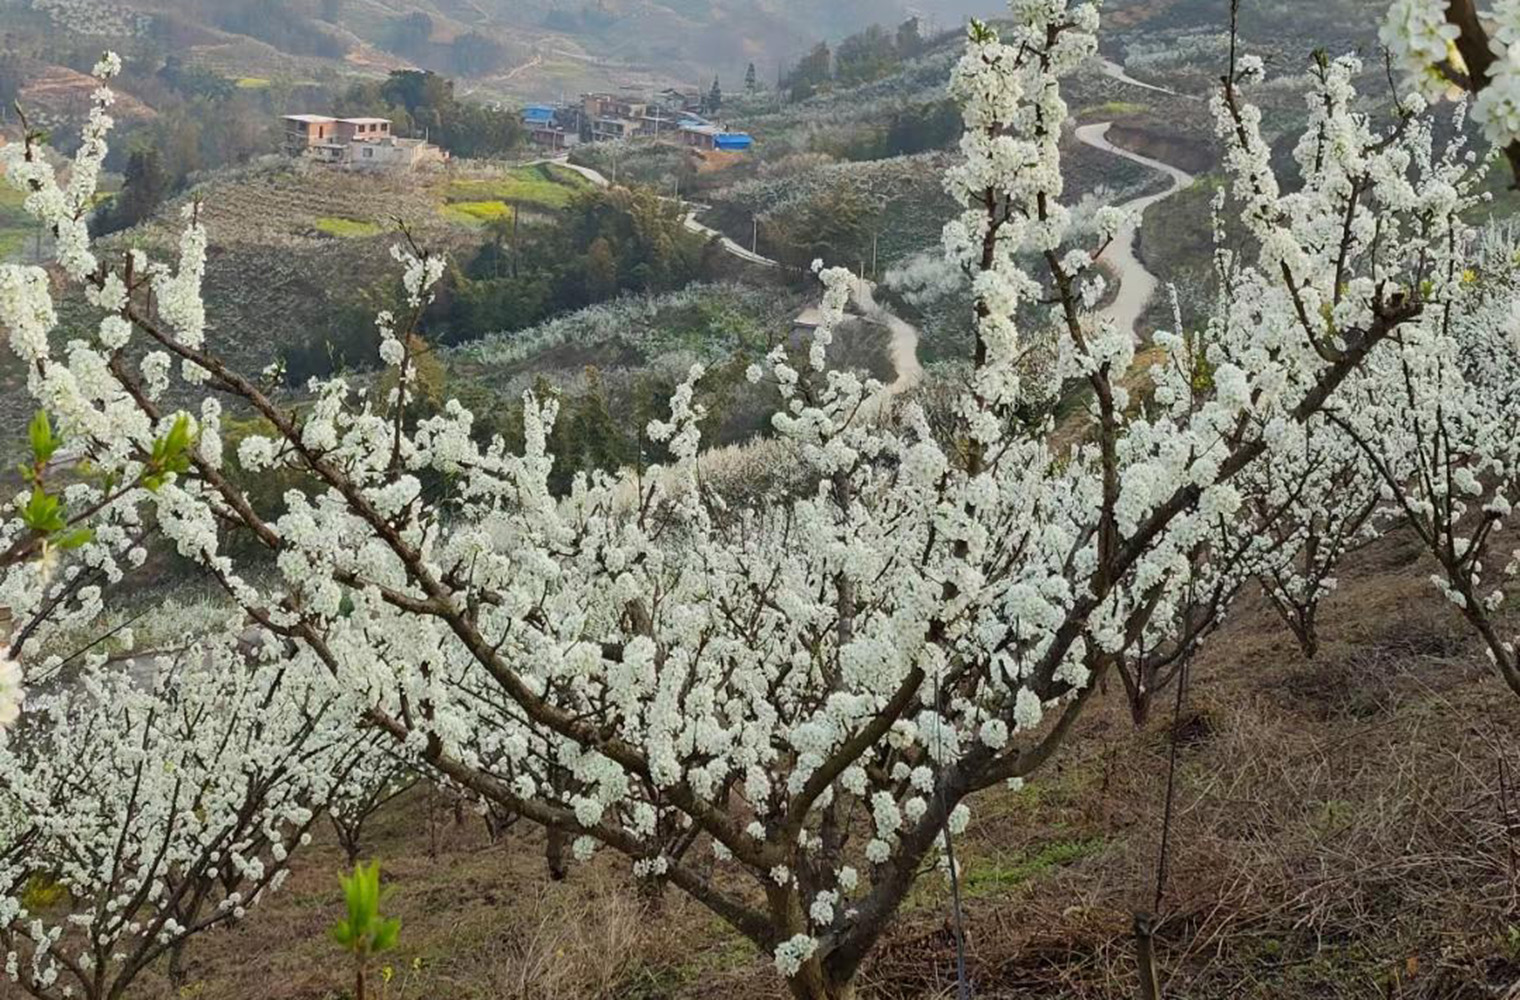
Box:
0;642;363;999
0;654;21;729
28;0;150;38
1381;0;1520;145
0;3;1512;995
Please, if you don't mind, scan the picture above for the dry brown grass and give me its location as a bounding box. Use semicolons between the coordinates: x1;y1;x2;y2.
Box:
10;526;1520;1000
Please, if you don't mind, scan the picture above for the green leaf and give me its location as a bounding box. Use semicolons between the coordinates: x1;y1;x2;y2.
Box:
330;919;357;949
164;413;193;459
372;917;401;954
142;414;199;490
21;487;67;534
56;528;94;551
330;861;399;961
28;411;58;464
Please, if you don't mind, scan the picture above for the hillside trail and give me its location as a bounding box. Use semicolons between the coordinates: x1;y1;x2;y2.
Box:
501;51;545;83
547;154;923;405
539;73;1195;414
1097;57;1202;100
1073;121;1196;340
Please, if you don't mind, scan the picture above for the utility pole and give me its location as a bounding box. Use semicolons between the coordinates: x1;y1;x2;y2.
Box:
511;199;520;279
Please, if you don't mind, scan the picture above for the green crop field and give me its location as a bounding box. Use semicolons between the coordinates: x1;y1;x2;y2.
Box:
442;164;589;218
439;201;517;227
314;216;385;238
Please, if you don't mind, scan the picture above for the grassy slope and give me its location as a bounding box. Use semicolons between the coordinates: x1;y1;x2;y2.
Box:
0;187;34;263
441;163;591;225
70;526;1520;1000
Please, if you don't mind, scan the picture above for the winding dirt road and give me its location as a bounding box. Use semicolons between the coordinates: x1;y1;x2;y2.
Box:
545;75;1195;391
1073;121;1196;339
1098;57;1199;100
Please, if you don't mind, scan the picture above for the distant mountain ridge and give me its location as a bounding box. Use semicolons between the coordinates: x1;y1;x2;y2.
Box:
3;0;1003;100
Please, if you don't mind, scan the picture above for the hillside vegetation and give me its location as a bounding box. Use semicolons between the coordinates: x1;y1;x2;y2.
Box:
10;5;1514;1000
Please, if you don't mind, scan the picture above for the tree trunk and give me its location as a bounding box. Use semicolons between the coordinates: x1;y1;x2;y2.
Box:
166;939;188;986
545;825;567;881
1134;911;1162;1000
785;961;857;1000
333;815;360;866
1289;612;1319;660
634;870;668;913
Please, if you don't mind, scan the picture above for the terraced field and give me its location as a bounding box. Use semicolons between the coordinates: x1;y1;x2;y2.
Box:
0;159;564;458
440;163;591;226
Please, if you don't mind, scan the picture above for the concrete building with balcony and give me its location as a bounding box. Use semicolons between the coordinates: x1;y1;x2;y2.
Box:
333;117;392;144
282;114;338;154
281;115;445;171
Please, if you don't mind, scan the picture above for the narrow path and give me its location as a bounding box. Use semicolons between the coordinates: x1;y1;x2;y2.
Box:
1097;56;1200;101
545;155;609;187
851;277;923;404
1072;122;1195;340
548;157;783;269
681;211;781;269
553;155;923;413
548;111;1195;395
502;51;544;83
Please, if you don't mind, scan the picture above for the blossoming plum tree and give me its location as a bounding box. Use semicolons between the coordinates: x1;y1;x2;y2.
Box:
0;4;1507;998
0;643;358;1000
1323;220;1520;702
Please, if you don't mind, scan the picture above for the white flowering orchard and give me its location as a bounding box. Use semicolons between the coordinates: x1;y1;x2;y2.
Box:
0;645;360;1000
0;3;1515;999
1324;219;1520;702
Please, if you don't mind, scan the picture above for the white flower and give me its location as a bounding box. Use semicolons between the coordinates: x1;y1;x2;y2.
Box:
773;934;818;978
0;654;22;729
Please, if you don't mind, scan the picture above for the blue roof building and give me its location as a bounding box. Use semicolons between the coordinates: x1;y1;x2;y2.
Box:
680;122;755;153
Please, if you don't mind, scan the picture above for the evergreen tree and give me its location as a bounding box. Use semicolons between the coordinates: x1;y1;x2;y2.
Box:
103;147;169;233
744;62;758;93
584;237;618;301
707;76;723;115
896;16;924;58
786;42;831;101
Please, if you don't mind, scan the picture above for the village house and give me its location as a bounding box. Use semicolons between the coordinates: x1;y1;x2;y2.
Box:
521;90;756;154
581;93;648;143
333;117;391;144
678;121;754;152
657;88;704;115
280;115;446;170
282;114;338;154
522;105;578;151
